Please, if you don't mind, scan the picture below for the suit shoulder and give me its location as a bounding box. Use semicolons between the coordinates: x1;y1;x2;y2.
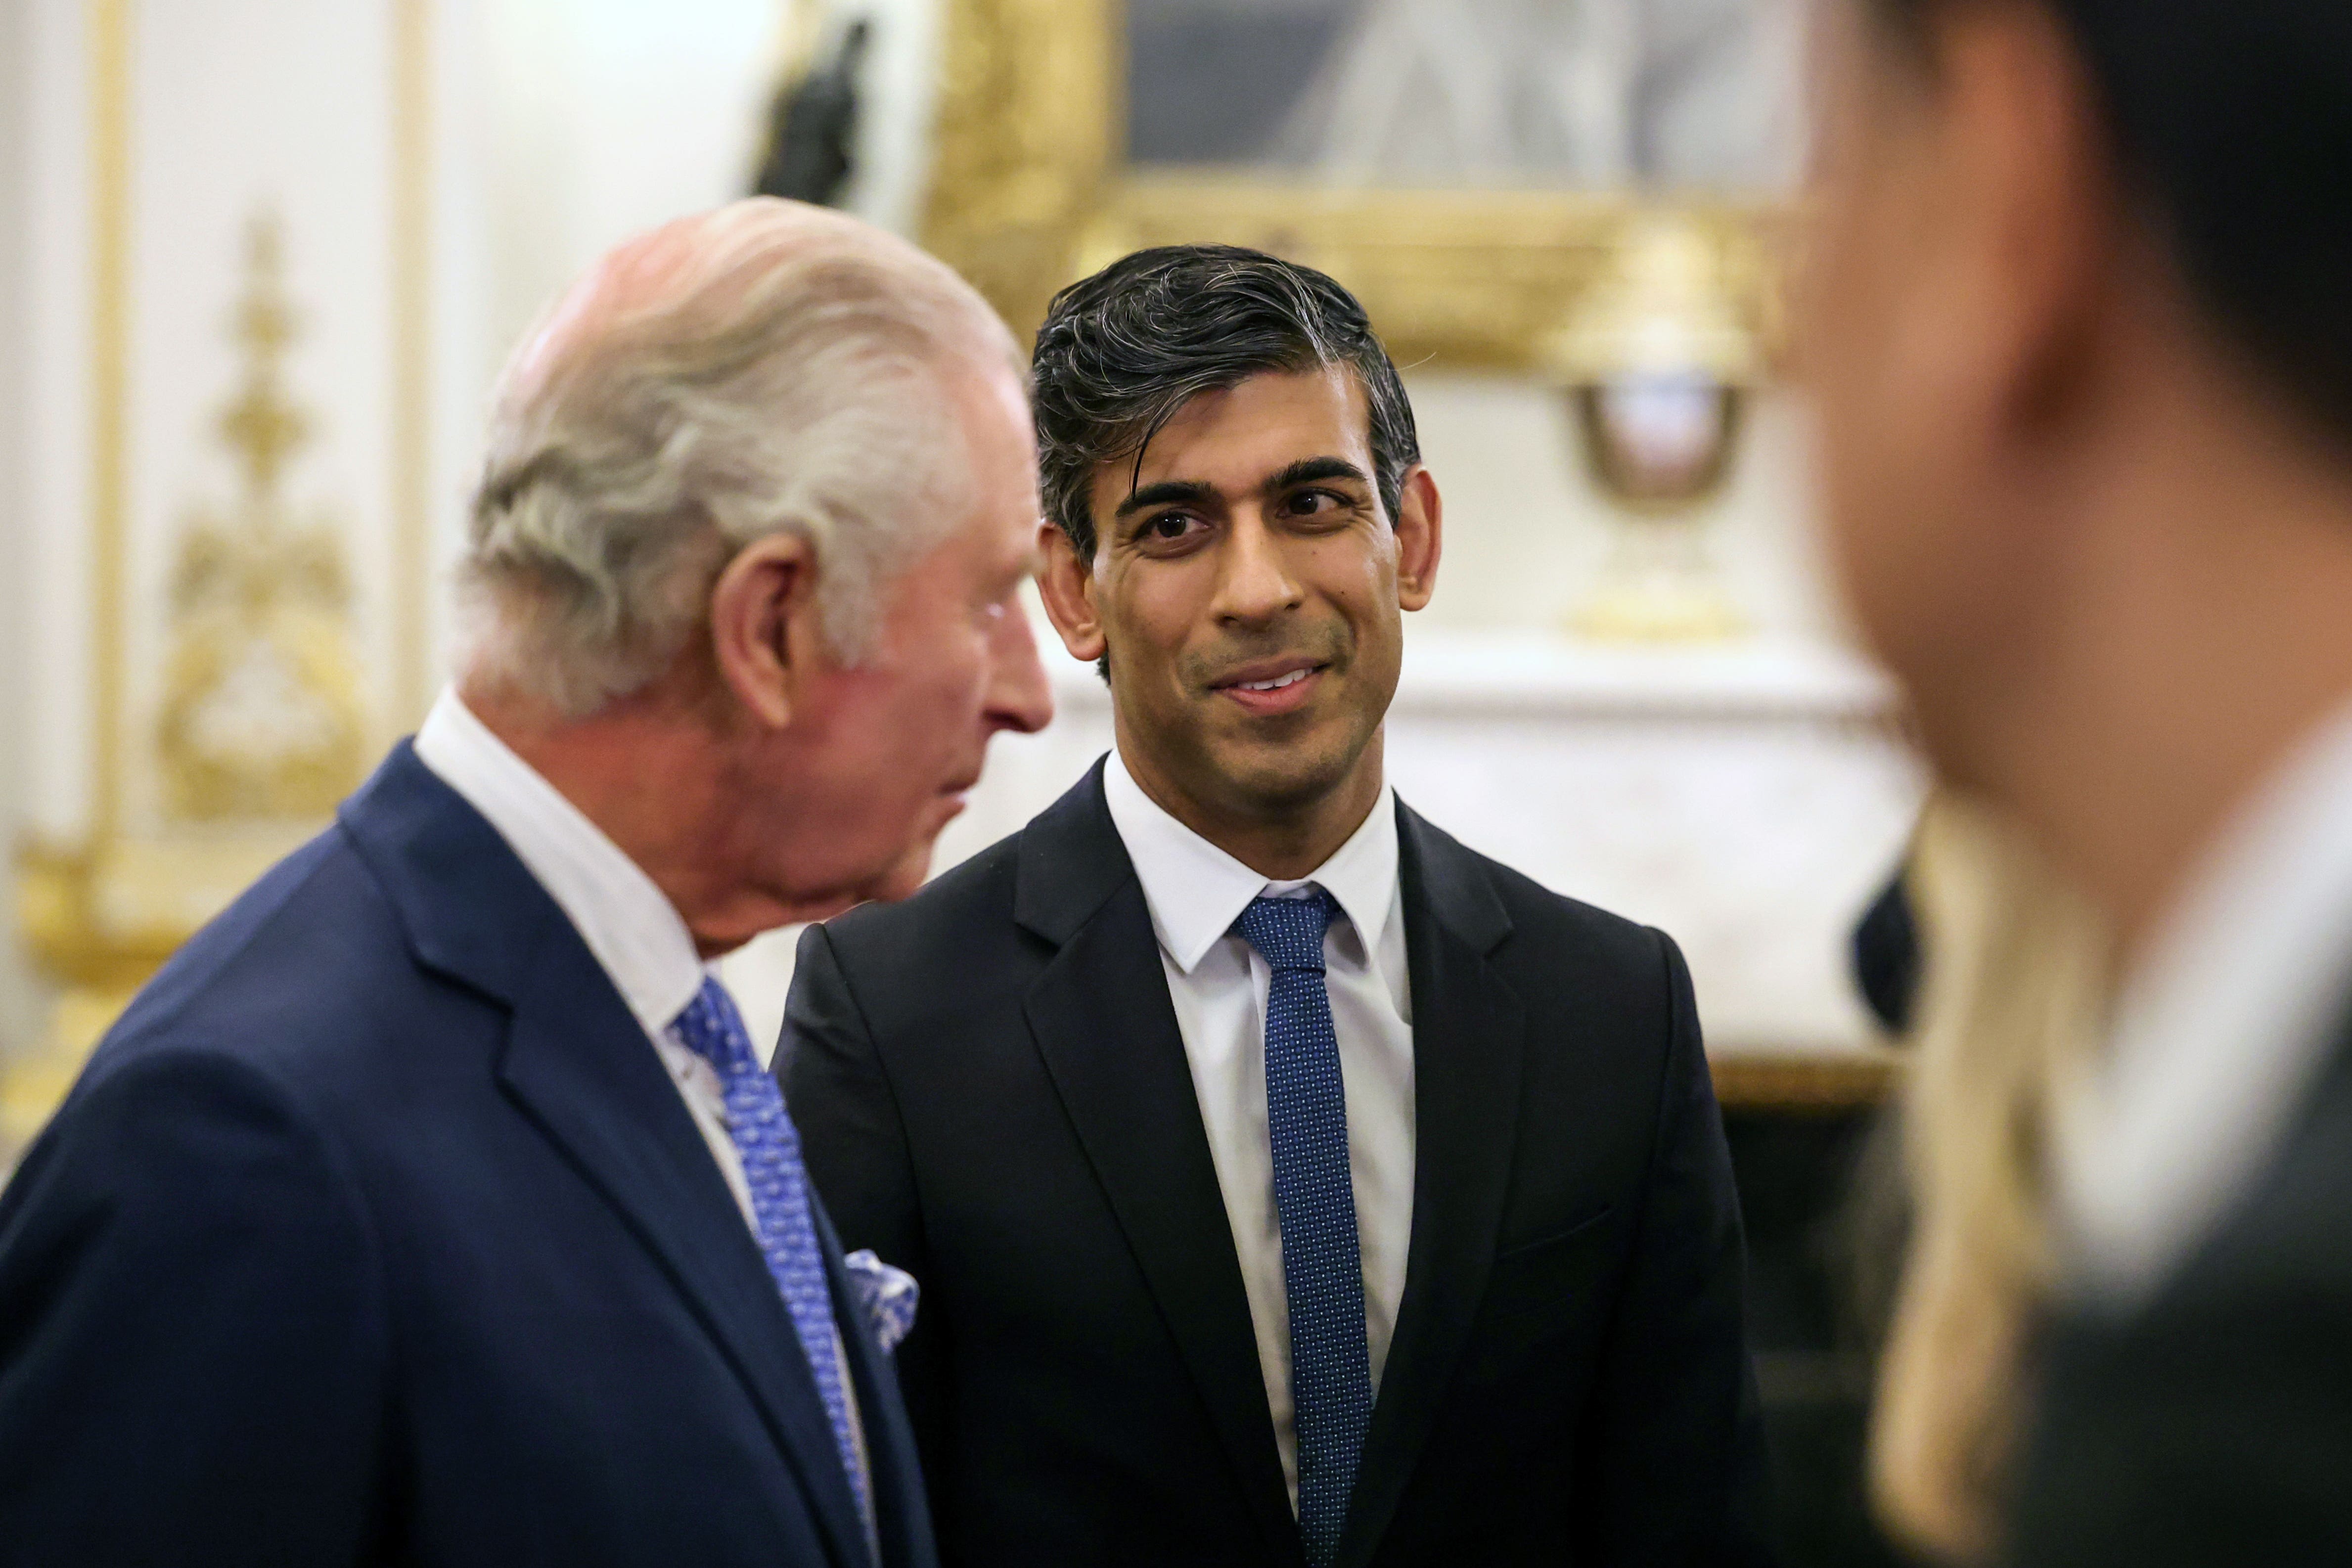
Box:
83;826;423;1097
800;822;1058;1055
2166;1024;2352;1307
1430;823;1673;974
2014;1033;2352;1558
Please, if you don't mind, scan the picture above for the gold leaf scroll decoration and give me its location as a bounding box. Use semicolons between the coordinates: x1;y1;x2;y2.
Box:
155;214;367;823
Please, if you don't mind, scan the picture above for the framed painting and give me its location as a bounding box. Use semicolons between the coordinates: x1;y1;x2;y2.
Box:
921;0;1803;368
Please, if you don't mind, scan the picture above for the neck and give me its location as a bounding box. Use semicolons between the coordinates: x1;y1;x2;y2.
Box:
1966;359;2352;965
459;673;767;959
1117;722;1387;881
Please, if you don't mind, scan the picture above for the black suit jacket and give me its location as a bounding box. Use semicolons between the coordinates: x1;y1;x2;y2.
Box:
0;746;933;1568
2007;1017;2352;1565
780;762;1772;1567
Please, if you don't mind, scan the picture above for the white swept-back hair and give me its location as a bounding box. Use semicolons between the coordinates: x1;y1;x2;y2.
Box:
459;197;1023;718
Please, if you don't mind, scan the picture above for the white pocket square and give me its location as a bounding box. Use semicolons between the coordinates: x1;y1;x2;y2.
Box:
842;1249;919;1353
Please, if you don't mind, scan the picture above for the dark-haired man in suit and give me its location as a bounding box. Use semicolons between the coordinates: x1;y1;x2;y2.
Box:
782;245;1773;1568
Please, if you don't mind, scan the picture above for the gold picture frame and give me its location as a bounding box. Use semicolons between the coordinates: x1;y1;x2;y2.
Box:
920;0;1794;370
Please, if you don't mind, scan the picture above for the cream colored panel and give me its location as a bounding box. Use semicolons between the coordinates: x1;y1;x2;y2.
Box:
1407;380;1843;642
478;0;789;369
122;0;398;830
22;0;98;841
5;0;473;1148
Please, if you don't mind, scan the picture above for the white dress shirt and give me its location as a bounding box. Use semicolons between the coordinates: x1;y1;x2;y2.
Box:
2055;694;2352;1305
413;687;872;1518
1103;749;1415;1511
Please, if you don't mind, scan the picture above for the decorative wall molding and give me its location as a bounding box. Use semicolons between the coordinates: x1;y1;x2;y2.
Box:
390;0;434;731
85;0;130;843
5;0;461;1151
155;215;368;823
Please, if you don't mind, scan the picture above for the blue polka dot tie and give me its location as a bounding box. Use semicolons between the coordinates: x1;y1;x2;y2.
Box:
672;977;867;1526
1235;892;1373;1568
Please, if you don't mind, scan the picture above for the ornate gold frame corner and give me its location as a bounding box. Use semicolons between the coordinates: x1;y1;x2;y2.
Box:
920;0;1795;369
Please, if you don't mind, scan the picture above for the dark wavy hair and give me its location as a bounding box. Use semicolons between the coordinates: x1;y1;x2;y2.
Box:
1871;0;2352;443
1030;245;1420;562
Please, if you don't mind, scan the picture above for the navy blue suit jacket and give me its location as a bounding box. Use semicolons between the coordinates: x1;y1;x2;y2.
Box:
0;744;934;1568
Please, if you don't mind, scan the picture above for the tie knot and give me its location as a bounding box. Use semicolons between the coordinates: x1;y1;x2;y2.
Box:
672;976;753;1077
1233;890;1335;972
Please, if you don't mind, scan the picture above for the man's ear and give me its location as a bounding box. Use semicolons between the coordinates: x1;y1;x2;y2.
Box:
709;531;825;729
1393;466;1443;612
1036;520;1108;664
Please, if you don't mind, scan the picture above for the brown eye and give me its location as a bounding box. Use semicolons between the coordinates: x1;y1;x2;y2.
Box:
1147;512;1194;539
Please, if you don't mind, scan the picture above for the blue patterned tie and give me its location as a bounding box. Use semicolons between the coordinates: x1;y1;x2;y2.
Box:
672;977;868;1526
1234;892;1373;1568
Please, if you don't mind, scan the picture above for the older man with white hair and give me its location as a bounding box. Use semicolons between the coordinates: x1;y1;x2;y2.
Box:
0;198;1050;1568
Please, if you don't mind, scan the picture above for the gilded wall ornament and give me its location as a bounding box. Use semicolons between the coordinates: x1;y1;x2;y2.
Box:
155;216;368;822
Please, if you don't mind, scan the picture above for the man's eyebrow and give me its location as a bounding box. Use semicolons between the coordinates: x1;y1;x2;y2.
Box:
1109;458;1371;525
1113;478;1218;520
1263;456;1370;493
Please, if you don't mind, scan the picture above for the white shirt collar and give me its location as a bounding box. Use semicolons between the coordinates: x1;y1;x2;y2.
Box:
413;686;707;1040
2057;692;2352;1301
1102;747;1400;975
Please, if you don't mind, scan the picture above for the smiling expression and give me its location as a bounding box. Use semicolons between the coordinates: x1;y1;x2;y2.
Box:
1048;366;1440;837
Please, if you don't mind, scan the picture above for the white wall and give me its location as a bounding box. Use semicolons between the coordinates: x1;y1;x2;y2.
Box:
1;0;506;1092
1408;375;1839;641
474;0;800;378
466;0;942;385
20;0;91;843
0;0;40;1060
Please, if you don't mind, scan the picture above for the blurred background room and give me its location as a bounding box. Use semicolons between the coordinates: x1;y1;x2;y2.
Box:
0;0;1926;1560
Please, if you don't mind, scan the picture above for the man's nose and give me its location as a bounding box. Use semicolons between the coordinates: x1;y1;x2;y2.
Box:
985;603;1055;736
1211;513;1305;626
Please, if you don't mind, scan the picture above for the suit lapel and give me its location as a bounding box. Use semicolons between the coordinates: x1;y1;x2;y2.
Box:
341;746;872;1568
1015;765;1302;1561
1336;804;1525;1568
498;967;874;1568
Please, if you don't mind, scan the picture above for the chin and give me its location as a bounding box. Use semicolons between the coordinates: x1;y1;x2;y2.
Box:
863;839;941;905
1218;734;1362;811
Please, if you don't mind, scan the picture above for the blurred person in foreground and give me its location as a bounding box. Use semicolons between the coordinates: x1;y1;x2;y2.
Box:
0;197;1052;1566
1806;0;2352;1561
781;245;1772;1568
